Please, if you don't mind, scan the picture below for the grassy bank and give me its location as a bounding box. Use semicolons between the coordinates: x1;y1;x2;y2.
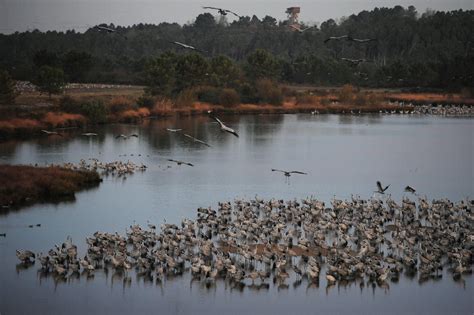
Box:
0;165;102;210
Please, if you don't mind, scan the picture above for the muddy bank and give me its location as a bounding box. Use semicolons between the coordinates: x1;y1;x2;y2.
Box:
0;165;102;211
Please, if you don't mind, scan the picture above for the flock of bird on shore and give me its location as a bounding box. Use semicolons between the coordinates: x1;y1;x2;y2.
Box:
16;191;473;291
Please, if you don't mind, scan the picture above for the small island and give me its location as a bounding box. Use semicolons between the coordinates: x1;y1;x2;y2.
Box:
0;164;102;210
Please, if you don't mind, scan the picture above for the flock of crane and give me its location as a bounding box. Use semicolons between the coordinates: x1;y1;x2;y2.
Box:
16;193;473;292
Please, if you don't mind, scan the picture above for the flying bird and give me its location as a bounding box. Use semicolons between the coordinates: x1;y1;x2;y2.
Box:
115;134;139;140
350;37;377;43
289;24;316;33
41;130;62;136
341;58;367;67
324;35;350;43
375;181;390;194
202;6;241;18
169;41;206;53
168;159;194;167
324;35;377;44
182;133;211;147
271;169;308;177
166;128;183;133
81;133;98;137
404;185;416;194
208;111;239;137
94;25;116;33
94;25;127;39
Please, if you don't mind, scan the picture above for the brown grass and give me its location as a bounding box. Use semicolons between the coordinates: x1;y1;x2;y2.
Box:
117;107;151;122
0;165;102;210
15;86;144;107
0;118;42;130
107;96;136;114
42;112;86;128
384;92;474;104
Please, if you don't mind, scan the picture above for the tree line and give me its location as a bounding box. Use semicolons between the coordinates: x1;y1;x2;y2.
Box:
0;5;472;97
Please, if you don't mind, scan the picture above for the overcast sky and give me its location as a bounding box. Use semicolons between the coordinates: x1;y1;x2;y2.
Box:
0;0;472;33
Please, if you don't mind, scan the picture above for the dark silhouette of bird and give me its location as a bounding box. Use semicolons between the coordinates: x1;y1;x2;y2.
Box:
182;133;211;147
203;6;240;18
168;159;194;167
94;25;116;33
375;181;390;194
404;186;416;194
169;41;206;53
341;58;367;67
289;24;316;33
324;35;350;43
208;111;239;137
41;130;62;137
272;169;308;177
272;169;307;184
94;25;127;39
324;35;377;44
115;134;139;140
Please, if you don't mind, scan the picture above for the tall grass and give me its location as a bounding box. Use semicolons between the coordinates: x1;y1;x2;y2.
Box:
42;112;86;128
107;96;136;113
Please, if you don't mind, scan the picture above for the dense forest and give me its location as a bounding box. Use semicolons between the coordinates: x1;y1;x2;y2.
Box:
0;6;473;90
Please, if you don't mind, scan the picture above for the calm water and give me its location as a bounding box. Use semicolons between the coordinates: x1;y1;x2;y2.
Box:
0;114;473;314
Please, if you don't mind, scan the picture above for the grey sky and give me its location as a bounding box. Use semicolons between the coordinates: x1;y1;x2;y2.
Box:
0;0;472;34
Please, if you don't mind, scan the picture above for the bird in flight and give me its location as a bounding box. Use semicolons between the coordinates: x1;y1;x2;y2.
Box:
169;41;207;53
289;24;316;33
375;181;390;194
272;169;308;177
166;128;183;133
203;6;241;18
341;58;367;67
182;133;211;147
168;159;194;167
41;130;62;137
94;25;127;39
404;185;416;194
324;35;377;44
272;169;307;184
94;25;116;33
115;134;139;140
81;133;98;137
208;111;239;137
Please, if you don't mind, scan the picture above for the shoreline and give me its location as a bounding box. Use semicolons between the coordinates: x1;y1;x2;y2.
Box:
3;103;474;141
1;85;473;141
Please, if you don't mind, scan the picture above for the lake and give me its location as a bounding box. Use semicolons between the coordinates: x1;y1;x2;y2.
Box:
0;114;472;314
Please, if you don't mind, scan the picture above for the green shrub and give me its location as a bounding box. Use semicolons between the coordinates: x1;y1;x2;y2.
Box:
136;94;155;109
256;78;283;105
0;70;17;105
239;82;258;104
174;89;196;108
58;95;81;113
107;96;135;114
196;85;220;104
219;88;240;107
80;100;107;124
